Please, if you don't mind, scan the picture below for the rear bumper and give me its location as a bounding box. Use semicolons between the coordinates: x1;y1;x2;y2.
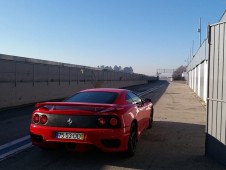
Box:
30;124;130;152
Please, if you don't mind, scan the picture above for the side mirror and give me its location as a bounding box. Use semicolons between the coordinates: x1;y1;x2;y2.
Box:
136;101;144;107
144;98;152;103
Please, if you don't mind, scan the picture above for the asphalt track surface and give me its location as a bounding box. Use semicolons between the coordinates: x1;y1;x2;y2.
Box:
0;80;225;169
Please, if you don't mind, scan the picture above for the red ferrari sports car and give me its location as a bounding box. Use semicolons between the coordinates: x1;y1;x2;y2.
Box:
30;88;154;156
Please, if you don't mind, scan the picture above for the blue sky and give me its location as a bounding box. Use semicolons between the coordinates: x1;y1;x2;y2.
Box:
0;0;225;75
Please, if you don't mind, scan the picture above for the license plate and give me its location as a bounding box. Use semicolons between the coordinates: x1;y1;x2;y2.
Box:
56;132;84;140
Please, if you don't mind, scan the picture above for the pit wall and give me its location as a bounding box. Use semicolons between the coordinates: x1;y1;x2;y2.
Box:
187;13;226;166
206;21;226;166
0;54;157;109
187;39;209;103
187;11;226;103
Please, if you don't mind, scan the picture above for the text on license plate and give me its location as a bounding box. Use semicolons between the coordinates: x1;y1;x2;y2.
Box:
56;132;84;140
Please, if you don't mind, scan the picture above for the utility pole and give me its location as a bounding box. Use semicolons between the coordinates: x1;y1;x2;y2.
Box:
198;17;202;47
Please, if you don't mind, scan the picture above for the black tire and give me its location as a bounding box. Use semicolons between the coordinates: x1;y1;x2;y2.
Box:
148;108;154;129
127;123;137;157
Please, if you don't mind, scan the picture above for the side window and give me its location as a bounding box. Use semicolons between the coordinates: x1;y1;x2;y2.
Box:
126;94;134;104
128;92;142;103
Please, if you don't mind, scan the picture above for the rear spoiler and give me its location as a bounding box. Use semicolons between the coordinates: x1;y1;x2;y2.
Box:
35;102;122;110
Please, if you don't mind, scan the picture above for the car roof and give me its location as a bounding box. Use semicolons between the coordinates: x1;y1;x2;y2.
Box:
80;88;129;94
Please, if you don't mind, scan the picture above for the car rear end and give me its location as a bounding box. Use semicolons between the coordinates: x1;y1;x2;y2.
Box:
30;102;131;152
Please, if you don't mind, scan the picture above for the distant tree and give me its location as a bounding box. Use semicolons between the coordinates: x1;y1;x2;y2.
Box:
172;65;186;80
98;65;134;73
123;66;133;73
113;65;122;71
98;65;106;70
105;66;113;70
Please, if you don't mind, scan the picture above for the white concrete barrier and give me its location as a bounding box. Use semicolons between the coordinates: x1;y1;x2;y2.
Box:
0;54;157;109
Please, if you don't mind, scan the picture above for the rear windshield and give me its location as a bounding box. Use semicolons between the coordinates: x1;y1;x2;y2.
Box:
65;91;118;104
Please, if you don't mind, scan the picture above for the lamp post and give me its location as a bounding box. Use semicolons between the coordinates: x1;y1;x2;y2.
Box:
198;17;202;47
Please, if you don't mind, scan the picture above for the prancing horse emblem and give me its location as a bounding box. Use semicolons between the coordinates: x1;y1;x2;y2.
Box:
67;118;72;126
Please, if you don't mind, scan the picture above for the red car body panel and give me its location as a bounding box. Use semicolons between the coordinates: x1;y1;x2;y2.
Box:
30;88;153;153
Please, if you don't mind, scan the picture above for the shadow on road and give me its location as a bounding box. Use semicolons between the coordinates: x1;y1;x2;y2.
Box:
125;80;170;106
1;121;224;169
1;80;224;169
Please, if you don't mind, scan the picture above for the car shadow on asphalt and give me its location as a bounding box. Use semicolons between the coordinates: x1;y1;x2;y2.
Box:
8;121;222;170
60;122;224;169
56;122;222;170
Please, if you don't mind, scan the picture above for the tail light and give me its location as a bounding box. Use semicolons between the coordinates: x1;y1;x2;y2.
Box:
97;116;120;128
98;117;106;126
33;114;39;123
40;115;48;124
32;113;48;125
110;118;118;126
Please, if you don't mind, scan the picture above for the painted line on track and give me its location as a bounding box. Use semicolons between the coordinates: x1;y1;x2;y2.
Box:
137;87;158;97
0;85;162;161
0;135;31;161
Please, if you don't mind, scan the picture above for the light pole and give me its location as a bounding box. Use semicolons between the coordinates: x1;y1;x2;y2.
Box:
198;17;202;47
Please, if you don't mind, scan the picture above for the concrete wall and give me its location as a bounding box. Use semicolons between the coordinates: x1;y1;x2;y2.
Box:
206;21;226;166
187;11;226;166
0;54;157;109
187;39;209;103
